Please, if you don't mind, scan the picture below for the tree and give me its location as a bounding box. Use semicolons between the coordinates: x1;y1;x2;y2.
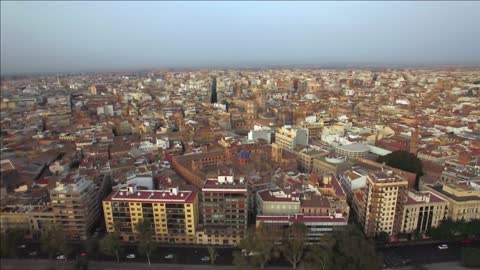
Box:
100;231;122;263
207;246;218;265
0;228;26;258
377;150;423;190
428;218;456;240
281;222;307;269
301;242;332;270
85;239;99;260
74;256;89;270
329;226;382;270
135;219;156;266
375;231;390;244
236;224;281;269
461;248;480;268
41;224;66;260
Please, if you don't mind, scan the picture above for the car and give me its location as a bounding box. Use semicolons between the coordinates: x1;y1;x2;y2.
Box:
80;252;87;256
241;249;260;256
164;254;174;259
56;254;66;260
18;244;27;249
438;244;448;250
126;253;136;259
201;256;210;262
28;251;37;256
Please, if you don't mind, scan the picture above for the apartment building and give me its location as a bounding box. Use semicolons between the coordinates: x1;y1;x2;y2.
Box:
50;175;100;240
198;175;248;246
425;180;480;221
256;189;300;215
275;125;309;151
356;169;409;237
256;214;348;242
398;190;448;234
103;185;199;244
296;148;328;172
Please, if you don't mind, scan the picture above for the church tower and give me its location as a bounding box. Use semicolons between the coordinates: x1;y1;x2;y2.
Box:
409;128;419;155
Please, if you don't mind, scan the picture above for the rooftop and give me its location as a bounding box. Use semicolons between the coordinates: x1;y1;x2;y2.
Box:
105;187;196;204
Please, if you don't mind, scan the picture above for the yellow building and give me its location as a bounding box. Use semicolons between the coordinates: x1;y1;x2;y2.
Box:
103;186;199;244
424;180;480;222
398;190;448;234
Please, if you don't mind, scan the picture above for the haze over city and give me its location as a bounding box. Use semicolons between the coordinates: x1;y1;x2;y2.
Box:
1;1;480;75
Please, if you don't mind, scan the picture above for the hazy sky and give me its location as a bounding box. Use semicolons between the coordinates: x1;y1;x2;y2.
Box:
1;1;479;75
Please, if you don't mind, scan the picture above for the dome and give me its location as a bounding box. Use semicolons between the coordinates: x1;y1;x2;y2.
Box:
238;150;250;159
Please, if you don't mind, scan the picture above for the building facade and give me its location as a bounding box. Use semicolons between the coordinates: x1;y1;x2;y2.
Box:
198;176;248;246
50;176;100;240
357;170;409;237
103;185;199;244
275;125;309;151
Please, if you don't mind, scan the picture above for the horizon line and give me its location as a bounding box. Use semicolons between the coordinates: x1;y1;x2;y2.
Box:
2;63;480;78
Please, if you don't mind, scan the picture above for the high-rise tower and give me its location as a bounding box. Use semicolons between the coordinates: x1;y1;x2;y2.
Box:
210;77;218;104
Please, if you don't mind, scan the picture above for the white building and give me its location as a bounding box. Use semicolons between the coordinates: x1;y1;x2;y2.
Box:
248;125;272;143
275;125;309;150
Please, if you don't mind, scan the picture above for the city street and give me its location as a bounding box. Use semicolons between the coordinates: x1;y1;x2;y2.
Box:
8;239;479;269
380;240;480;268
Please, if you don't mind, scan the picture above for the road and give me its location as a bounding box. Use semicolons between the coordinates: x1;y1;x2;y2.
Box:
9;239;480;268
398;262;471;270
380;241;480;268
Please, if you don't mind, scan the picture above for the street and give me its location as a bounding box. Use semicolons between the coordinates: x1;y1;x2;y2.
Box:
380;241;480;268
7;239;479;269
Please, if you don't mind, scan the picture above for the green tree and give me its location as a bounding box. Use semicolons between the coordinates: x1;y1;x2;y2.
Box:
74;256;89;270
207;246;218;265
135;219;156;266
100;231;122;263
428;218;459;240
41;224;66;260
377;150;423;190
85;239;99;260
301;241;333;270
329;226;382;270
237;224;281;269
281;222;307;269
233;250;251;270
375;231;390;244
0;228;26;258
461;248;480;268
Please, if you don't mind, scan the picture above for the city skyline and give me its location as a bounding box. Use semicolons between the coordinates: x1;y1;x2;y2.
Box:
2;1;480;75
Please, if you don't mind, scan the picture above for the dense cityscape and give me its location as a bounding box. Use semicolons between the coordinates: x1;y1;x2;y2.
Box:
1;2;480;270
1;68;479;269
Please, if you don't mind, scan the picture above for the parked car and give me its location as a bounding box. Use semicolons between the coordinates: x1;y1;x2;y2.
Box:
56;254;66;260
18;244;26;249
201;256;210;262
126;253;136;259
164;254;174;259
438;244;448;250
241;249;260;256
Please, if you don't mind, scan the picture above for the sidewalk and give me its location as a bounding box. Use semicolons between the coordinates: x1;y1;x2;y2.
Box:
0;259;287;270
